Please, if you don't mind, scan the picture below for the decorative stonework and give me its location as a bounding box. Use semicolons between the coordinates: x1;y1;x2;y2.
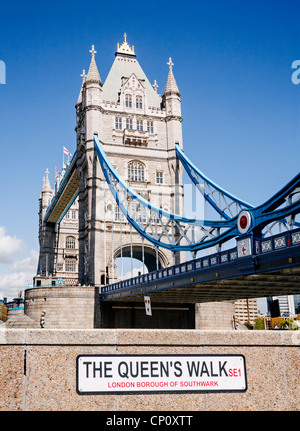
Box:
37;35;183;290
116;33;135;56
237;238;252;258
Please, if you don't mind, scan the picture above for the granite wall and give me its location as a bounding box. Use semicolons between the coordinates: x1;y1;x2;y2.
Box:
0;329;299;411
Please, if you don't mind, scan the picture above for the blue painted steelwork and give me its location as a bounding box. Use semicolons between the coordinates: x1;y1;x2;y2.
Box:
44;151;78;223
101;227;300;299
41;135;300;258
57;190;79;224
94;135;237;252
95;136;211;226
94;135;300;252
176;143;300;236
101;246;238;296
249;172;300;232
175;143;253;220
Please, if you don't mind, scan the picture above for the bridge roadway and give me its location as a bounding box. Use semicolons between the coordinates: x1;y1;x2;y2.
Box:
44;152;78;224
101;228;300;303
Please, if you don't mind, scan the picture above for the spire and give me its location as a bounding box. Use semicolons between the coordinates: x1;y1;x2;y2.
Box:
40;169;53;215
164;57;180;96
77;69;86;105
153;80;159;93
42;169;52;193
41;169;53;205
86;45;102;84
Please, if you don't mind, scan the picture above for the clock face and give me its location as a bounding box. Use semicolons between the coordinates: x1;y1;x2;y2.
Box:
237;238;252;258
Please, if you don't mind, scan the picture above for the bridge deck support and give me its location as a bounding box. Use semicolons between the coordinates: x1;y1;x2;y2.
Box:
195;301;235;330
25;285;235;330
99;301;195;329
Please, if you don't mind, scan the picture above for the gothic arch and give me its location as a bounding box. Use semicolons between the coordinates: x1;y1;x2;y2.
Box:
113;243;169;273
127;160;146;182
65;236;76;249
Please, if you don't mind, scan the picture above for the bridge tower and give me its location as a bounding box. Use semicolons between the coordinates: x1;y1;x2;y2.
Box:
37;169;55;279
30;35;300;330
36;165;80;287
75;35;184;287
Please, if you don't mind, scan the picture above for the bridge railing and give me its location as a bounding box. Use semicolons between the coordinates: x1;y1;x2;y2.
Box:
101;246;239;295
25;283;85;290
101;227;300;295
257;228;300;254
28;228;300;295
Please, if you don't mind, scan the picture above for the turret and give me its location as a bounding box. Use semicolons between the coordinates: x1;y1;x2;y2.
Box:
86;45;102;85
85;45;102;111
39;169;53;222
163;59;183;235
81;45;103;150
37;169;56;278
163;58;183;150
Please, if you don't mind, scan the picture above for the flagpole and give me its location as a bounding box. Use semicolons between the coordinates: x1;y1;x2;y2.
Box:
63;147;72;168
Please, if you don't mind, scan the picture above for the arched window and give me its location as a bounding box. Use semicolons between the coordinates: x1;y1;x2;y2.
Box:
128;161;145;182
66;236;76;249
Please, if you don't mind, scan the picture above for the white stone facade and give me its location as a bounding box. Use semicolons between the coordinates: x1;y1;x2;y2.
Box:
75;35;184;286
36;35;184;288
35;169;79;286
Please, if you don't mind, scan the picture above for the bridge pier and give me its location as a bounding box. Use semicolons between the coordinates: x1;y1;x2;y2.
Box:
195;301;235;330
99;301;235;330
25;286;234;330
99;301;195;329
25;287;197;329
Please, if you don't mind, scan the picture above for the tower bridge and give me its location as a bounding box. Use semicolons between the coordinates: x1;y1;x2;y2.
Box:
28;35;300;329
101;228;300;303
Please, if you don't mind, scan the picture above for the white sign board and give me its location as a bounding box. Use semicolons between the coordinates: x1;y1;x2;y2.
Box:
76;354;247;394
144;296;152;316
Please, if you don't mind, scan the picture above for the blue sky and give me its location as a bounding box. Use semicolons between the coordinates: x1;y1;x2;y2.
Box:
0;0;299;305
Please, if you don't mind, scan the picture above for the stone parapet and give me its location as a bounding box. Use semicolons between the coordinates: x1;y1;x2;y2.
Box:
0;329;299;411
25;286;100;329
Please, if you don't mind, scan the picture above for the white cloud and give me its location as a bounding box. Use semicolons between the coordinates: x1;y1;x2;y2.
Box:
0;249;38;300
11;250;38;272
0;226;25;264
118;264;146;281
115;257;149;281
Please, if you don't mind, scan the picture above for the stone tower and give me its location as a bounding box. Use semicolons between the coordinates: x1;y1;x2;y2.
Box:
75;34;184;287
35;165;79;287
37;169;55;279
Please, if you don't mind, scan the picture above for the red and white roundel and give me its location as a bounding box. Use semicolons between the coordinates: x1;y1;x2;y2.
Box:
237;211;252;234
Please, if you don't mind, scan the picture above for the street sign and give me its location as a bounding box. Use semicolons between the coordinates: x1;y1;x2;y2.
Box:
144;296;152;316
76;354;247;395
